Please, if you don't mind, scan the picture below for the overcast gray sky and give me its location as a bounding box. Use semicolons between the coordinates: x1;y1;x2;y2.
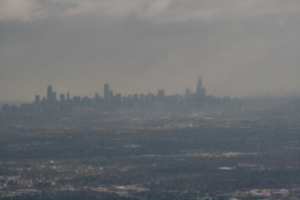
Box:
1;0;300;102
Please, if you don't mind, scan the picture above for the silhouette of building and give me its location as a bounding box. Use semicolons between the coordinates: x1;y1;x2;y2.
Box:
157;90;165;102
35;95;40;103
196;77;206;101
60;94;65;102
104;84;110;101
1;76;224;115
47;85;53;103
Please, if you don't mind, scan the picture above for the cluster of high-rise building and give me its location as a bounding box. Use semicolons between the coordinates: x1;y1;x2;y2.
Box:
1;77;226;114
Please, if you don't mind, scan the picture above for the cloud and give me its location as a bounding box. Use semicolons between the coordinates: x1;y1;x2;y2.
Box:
61;1;139;20
60;0;300;24
1;0;300;101
0;0;47;22
1;0;300;24
58;0;226;23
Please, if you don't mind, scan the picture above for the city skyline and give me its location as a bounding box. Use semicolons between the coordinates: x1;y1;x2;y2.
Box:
37;77;207;103
1;0;300;102
2;77;214;114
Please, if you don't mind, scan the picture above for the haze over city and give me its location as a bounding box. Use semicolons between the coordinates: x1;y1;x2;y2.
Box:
1;0;300;102
2;2;300;199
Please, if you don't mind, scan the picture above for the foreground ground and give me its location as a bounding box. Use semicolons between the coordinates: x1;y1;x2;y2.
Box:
1;110;300;199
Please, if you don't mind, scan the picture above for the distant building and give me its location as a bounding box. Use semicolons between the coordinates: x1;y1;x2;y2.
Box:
2;76;223;115
52;92;57;102
157;90;165;102
60;94;65;102
35;95;40;103
115;94;122;105
196;77;206;101
47;85;53;102
133;94;139;104
196;77;202;94
104;84;110;100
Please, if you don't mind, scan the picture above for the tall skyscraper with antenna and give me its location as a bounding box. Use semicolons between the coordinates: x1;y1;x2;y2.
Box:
104;84;110;101
196;77;206;100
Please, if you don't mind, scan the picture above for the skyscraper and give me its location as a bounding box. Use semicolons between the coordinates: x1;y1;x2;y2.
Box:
60;94;65;102
95;93;99;99
104;83;110;103
196;77;202;95
47;85;53;103
157;90;165;102
35;95;40;103
196;77;206;101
